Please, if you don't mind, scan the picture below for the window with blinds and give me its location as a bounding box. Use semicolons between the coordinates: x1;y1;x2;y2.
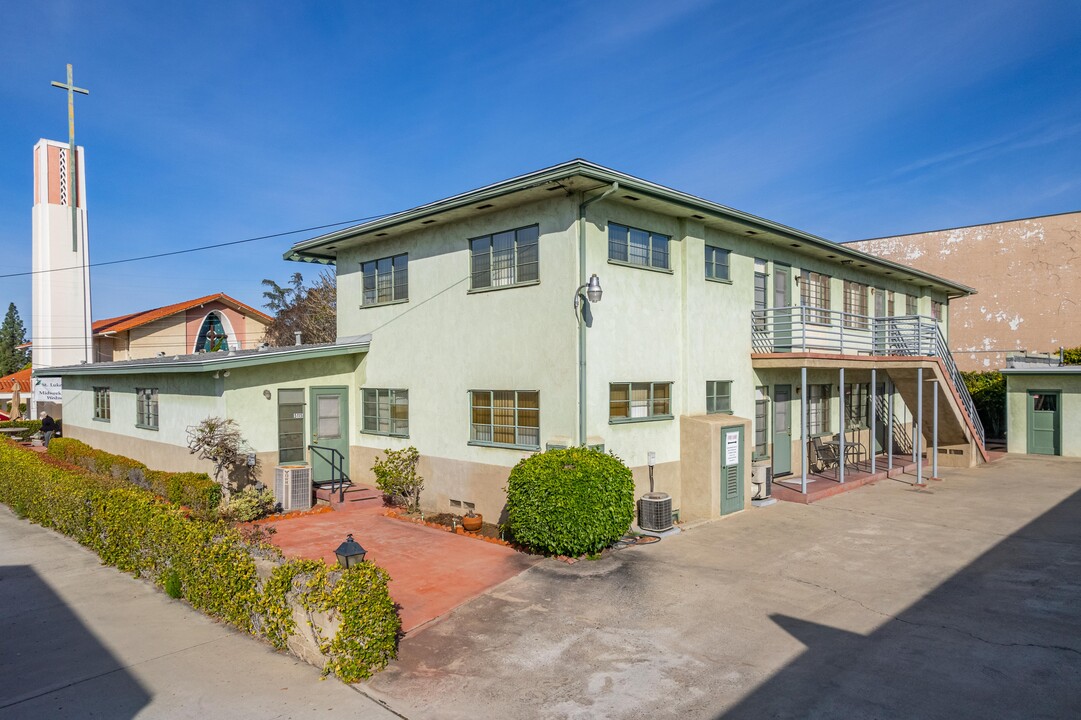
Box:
362;388;409;437
801;271;831;324
470;225;539;290
843;280;869;328
278;389;305;463
361;253;408;306
470;390;539;448
610;382;672;422
808;384;831;435
608;222;669;270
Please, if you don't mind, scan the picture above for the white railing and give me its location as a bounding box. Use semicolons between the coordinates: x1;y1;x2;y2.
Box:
752;306;984;444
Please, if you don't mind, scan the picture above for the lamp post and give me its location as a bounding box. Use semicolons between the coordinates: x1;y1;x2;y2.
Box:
574;274;603;446
334;533;367;568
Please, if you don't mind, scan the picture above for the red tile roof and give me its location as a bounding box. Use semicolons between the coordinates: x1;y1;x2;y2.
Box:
92;292;272;335
0;368;31;393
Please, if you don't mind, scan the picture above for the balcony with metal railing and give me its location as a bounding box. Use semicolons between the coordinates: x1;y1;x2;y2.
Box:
751;306;984;446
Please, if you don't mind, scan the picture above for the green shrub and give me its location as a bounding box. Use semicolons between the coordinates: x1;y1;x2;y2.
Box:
0;440;399;680
48;438;221;511
225;486;277;522
0;419;41;437
1064;346;1081;365
505;447;635;557
372;446;424;512
961;371;1006;439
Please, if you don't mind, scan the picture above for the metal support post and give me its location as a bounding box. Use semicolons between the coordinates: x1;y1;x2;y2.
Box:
916;367;924;485
801;366;808;494
838;367;845;484
887;377;894;471
870;368;877;475
932;379;939;480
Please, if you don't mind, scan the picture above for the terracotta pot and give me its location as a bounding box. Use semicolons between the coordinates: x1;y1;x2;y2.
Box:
461;514;483;532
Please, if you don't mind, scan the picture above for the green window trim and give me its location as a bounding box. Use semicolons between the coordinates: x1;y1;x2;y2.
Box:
362;388;409;437
93;386;111;422
469;225;540;290
609;382;672;422
705;245;730;282
707;380;732;414
362;253;408;306
608;222;670;270
135;387;158;430
278;388;306;464
469;390;540;449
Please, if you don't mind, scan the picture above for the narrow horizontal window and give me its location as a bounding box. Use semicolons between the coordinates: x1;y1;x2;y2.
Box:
608;222;669;270
610;382;672;421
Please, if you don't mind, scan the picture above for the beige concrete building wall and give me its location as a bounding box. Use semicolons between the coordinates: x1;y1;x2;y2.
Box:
849;211;1081;370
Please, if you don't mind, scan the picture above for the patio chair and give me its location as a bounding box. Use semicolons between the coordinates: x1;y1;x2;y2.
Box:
834;433;868;468
811;436;839;474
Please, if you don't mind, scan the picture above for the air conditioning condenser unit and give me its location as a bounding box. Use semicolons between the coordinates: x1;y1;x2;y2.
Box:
274;465;312;512
638;492;673;532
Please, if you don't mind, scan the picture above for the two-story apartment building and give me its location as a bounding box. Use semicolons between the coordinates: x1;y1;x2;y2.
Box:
45;161;984;523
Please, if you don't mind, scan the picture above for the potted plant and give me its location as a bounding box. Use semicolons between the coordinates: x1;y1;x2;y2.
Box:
461;509;483;532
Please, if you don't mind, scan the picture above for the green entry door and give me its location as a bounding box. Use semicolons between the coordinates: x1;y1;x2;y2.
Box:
1027;391;1060;456
720;425;745;515
309;387;350;483
772;385;792;476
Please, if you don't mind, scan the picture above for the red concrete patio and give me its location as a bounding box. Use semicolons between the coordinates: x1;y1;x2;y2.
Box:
264;486;538;633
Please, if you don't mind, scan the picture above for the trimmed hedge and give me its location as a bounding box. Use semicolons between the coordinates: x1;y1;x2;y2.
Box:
505;447;635;557
0;439;399;681
0;419;41;436
48;437;222;512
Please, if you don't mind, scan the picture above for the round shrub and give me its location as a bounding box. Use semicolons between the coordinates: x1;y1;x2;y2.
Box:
505;447;634;557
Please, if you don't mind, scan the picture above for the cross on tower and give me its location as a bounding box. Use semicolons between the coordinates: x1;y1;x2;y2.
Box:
50;64;89;252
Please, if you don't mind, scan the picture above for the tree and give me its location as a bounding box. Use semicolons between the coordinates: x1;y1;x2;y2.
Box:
186;417;259;502
961;371;1006;439
261;271;336;346
0;303;30;376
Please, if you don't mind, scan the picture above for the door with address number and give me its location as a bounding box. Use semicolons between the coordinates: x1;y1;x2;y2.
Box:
309;386;349;484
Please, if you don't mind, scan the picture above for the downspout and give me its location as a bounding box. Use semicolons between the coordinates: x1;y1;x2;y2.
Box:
578;182;618;445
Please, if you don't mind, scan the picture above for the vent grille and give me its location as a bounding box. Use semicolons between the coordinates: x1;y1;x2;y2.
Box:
638;492;673;532
275;465;312;511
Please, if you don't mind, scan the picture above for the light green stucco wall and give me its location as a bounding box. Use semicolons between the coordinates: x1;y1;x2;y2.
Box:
1006;373;1081;456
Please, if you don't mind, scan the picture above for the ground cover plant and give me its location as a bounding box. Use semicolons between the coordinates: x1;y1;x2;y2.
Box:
505;447;635;557
1;439;399;681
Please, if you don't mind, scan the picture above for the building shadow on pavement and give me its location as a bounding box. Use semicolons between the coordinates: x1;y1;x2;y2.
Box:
0;565;151;719
721;488;1081;719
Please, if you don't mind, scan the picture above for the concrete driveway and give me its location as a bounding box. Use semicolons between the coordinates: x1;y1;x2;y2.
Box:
364;454;1081;719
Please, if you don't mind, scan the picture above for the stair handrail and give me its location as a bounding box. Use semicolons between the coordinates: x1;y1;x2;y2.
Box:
308;444;350;503
928;325;985;444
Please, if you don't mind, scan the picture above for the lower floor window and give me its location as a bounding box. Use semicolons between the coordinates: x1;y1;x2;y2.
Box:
844;383;870;427
755;386;768;456
93;387;111;421
808;384;830;435
470;390;539;448
609;382;672;421
362;388;409;436
278;388;305;463
136;387;158;429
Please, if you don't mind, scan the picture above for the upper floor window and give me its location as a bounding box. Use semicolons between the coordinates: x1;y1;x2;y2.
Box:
906;294;918;316
801;271;831;324
362;253;408;305
93;387;110;421
932;300;944;322
608;223;669;270
470;390;539;448
362;388;409;437
843;280;869;328
610;382;672;422
705;245;730;281
136;387;158;430
470;225;539;290
707;380;732;414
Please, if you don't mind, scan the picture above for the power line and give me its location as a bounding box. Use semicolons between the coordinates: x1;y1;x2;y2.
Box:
0;212;394;279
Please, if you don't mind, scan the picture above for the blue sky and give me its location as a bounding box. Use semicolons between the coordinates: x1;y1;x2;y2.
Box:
1;0;1079;328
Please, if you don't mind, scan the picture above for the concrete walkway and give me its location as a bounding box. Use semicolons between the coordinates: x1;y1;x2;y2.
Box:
0;507;400;720
365;454;1081;719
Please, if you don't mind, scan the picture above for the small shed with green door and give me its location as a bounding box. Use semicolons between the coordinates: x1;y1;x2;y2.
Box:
1002;365;1081;457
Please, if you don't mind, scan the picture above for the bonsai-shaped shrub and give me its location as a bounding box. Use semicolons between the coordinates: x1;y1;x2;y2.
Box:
186;417;259;502
505;447;634;557
224;486;278;522
371;446;423;512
